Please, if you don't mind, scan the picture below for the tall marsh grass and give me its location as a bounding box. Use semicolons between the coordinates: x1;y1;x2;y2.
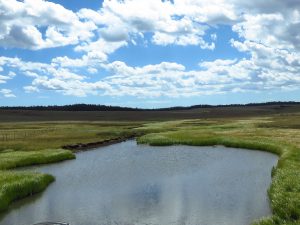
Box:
0;149;75;212
0;171;54;211
0;149;75;170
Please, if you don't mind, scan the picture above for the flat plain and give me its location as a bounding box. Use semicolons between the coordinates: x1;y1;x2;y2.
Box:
0;104;300;225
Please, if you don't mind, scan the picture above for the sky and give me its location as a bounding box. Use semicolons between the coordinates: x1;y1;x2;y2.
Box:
0;0;300;108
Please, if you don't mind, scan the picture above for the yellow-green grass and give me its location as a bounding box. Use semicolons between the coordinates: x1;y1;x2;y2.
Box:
0;149;75;212
137;117;300;225
0;121;142;151
0;171;54;211
0;149;75;170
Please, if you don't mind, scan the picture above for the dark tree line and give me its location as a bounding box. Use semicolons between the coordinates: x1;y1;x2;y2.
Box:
157;101;300;111
0;104;141;111
0;101;299;111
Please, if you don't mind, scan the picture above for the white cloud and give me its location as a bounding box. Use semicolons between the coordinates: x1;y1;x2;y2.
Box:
0;70;16;84
0;0;300;100
78;0;223;49
152;32;215;49
0;89;16;98
211;33;217;41
87;68;98;74
8;71;16;77
74;38;127;61
0;76;9;84
1;0;299;54
1;50;300;99
24;86;39;93
0;0;96;49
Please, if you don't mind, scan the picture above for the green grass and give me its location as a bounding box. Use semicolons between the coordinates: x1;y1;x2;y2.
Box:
0;171;54;211
137;117;300;225
0;149;75;170
0;149;75;212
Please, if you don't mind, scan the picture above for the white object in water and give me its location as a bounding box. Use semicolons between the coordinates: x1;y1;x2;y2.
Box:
33;222;69;225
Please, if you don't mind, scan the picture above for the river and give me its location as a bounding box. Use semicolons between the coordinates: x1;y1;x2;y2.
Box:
0;140;278;225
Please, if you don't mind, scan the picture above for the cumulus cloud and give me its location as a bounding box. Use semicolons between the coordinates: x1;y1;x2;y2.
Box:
0;56;112;97
78;0;224;49
24;86;39;93
0;68;16;84
0;89;16;97
73;38;127;63
0;0;300;99
0;0;96;49
3;52;299;99
75;0;300;54
1;0;299;53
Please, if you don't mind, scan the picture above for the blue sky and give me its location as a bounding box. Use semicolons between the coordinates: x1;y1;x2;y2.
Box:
0;0;299;107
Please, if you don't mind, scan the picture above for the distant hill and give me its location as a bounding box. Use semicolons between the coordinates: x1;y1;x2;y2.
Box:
0;101;299;111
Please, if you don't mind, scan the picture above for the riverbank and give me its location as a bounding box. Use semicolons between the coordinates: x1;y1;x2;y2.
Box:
62;135;137;152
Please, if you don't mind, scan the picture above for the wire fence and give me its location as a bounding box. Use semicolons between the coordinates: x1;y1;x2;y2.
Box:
0;128;58;141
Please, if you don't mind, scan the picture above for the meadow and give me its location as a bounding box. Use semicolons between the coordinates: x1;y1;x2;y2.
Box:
0;107;299;225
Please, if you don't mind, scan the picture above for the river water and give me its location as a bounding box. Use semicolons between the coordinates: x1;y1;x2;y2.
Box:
0;140;278;225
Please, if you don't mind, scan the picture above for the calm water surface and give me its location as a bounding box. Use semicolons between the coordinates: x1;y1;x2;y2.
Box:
0;140;278;225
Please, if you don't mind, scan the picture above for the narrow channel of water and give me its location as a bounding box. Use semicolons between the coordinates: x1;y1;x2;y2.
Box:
0;140;278;225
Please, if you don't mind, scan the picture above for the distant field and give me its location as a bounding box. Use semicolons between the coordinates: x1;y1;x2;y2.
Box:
1;104;300;122
0;122;142;151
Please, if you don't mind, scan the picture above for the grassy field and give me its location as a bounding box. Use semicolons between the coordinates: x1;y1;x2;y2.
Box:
0;111;300;225
0;121;142;151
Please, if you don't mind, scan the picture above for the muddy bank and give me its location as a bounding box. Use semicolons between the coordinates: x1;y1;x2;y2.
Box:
62;135;136;152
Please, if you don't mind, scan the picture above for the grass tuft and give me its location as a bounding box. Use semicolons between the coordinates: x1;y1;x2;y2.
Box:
0;149;75;212
0;149;75;170
0;171;54;211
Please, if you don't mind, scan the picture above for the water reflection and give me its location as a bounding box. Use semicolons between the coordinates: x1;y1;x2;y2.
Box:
0;140;278;225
